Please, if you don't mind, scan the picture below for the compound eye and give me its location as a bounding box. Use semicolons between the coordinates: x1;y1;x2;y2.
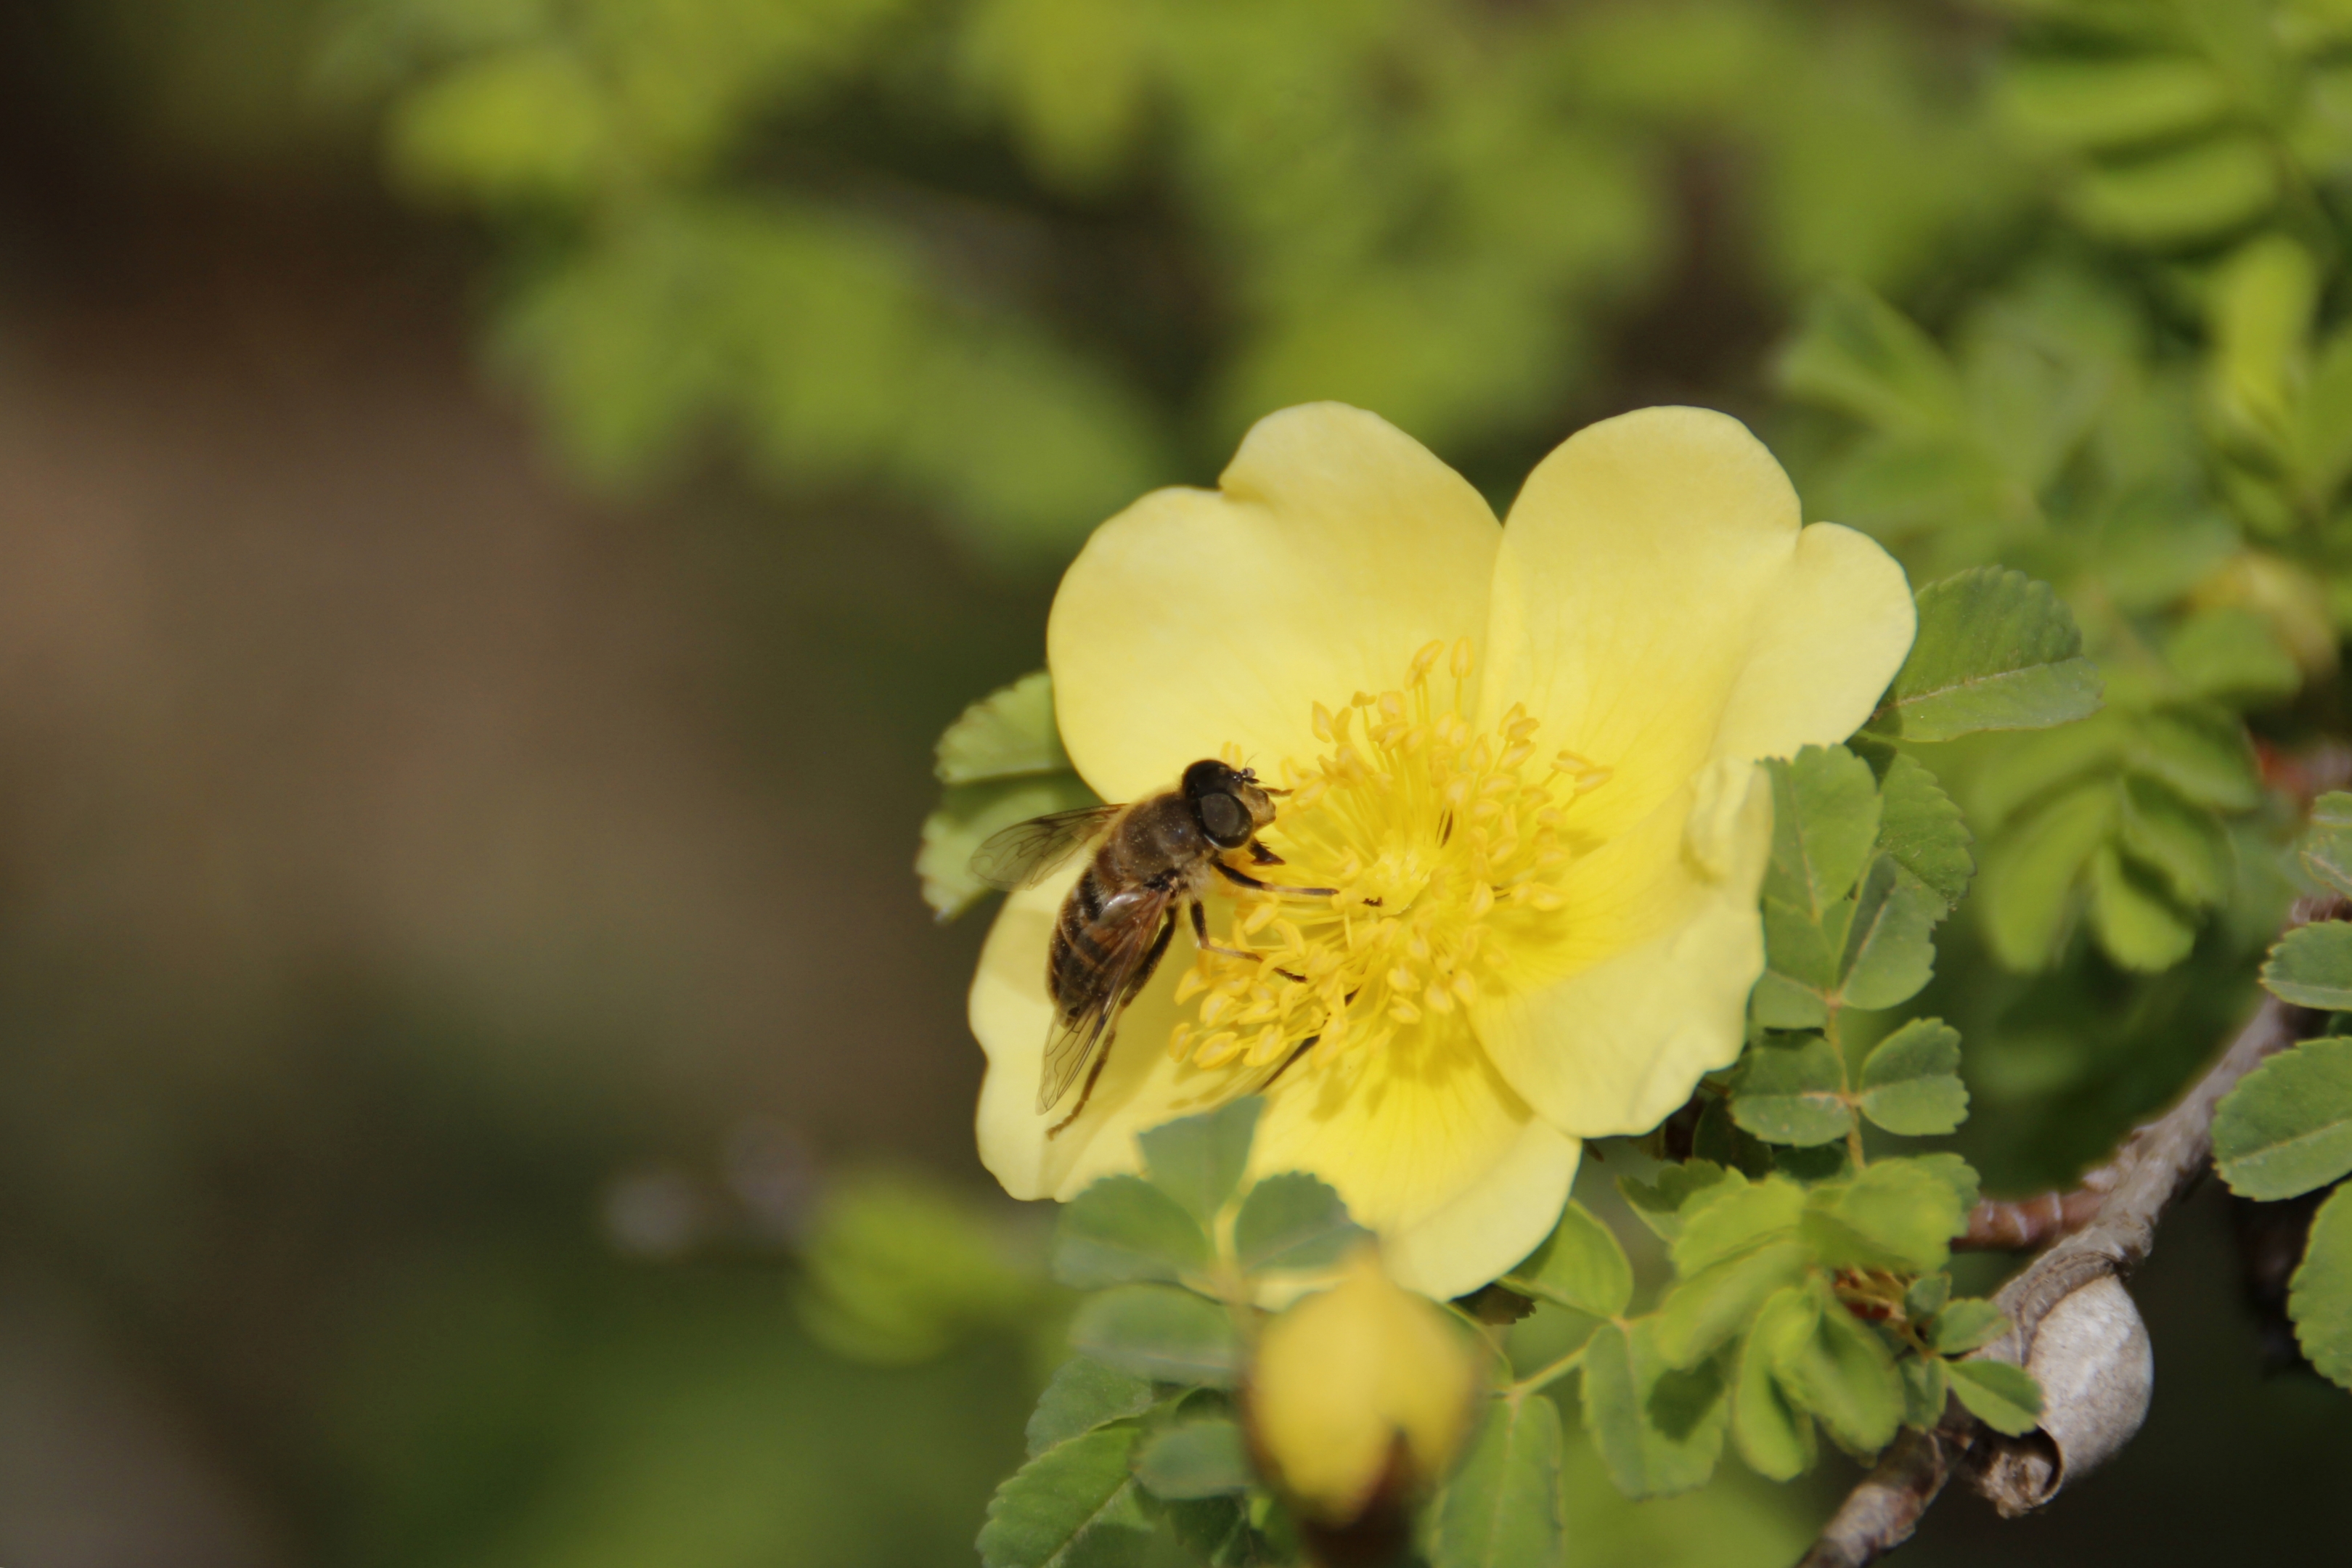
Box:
1199;791;1248;846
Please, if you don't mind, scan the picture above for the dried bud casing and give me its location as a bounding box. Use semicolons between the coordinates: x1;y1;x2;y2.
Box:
1973;1273;2154;1516
1245;1246;1482;1545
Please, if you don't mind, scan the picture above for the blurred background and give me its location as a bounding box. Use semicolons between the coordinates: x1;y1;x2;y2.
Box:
0;0;2344;1564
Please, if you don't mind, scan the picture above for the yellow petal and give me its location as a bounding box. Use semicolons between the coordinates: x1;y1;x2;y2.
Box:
1049;403;1499;804
1473;756;1772;1136
1481;407;1914;844
969;869;1230;1201
971;870;1577;1297
1251;1029;1580;1299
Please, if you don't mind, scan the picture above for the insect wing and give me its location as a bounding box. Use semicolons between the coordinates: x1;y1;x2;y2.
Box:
1037;891;1175;1114
970;804;1121;891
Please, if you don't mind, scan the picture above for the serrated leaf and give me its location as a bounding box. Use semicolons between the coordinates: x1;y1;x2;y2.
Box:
2116;772;2232;907
1069;1286;1244;1387
919;772;1103;920
979;1424;1152;1568
1504;1200;1632;1318
1230;1172;1367;1275
2212;1037;2352;1200
1619;1161;1740;1242
1931;1298;2010;1355
1732;1289;1818;1480
1911;1153;1982;1215
1135;1418;1253;1500
1656;1240;1813;1368
2067;131;2278;247
1579;1320;1728;1500
1731;1034;1853;1147
1772;1293;1903;1455
1027;1358;1158;1457
1776;282;1966;436
2300;793;2352;899
1431;1393;1564;1568
1877;751;1975;908
1673;1175;1808;1274
937;670;1073;785
1900;1353;1950;1430
2263;923;2352;1010
1866;568;2102;743
1055;1175;1213;1289
2088;841;2198;972
1802;1161;1966;1275
1857;1018;1969;1138
1838;857;1940;1010
1766;747;1884;915
1138;1098;1262;1226
1977;778;2112;970
2289;1181;2352;1390
1945;1358;2043;1437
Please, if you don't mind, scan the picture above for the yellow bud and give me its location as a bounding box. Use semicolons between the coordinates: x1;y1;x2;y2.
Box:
1246;1247;1483;1528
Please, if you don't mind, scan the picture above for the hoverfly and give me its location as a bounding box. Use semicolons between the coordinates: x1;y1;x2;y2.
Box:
971;759;1334;1135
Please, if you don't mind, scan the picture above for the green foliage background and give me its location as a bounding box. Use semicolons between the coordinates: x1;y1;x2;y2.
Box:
13;0;2352;1564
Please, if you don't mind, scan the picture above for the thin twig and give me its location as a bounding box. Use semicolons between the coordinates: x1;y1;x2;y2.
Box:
1791;960;2330;1565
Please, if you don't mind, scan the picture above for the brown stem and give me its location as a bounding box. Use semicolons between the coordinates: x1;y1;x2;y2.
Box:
1792;952;2332;1565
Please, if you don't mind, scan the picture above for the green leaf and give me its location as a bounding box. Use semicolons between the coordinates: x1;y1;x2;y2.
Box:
1579;1320;1728;1500
1135;1418;1253;1500
1138;1098;1263;1226
978;1424;1153;1568
2164;607;2300;703
1673;1175;1808;1274
1877;752;1975;909
1998;55;2229;153
1977;778;2112;970
1055;1176;1213;1289
920;772;1101;920
1431;1394;1565;1568
2115;773;2232;907
1504;1200;1633;1318
1771;1292;1903;1455
1776;282;1966;436
1837;857;1942;1010
1731;1289;1818;1480
2088;841;2197;972
1230;1172;1368;1275
1945;1358;2043;1437
1900;1353;1949;1430
1931;1299;2010;1355
1903;1273;1951;1322
1731;1034;1853;1147
1619;1160;1741;1242
2212;1037;2352;1200
1656;1240;1813;1368
2262;923;2352;1010
2131;706;2260;812
1802;1161;1966;1275
1866;569;2102;743
2067;132;2279;248
1027;1358;1157;1457
1069;1286;1244;1387
2300;793;2352;900
2289;1182;2352;1391
1911;1153;1982;1216
937;670;1073;785
1765;747;1884;915
1857;1018;1969;1137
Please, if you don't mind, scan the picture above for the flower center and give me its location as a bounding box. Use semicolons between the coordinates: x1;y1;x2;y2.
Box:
1168;638;1612;1079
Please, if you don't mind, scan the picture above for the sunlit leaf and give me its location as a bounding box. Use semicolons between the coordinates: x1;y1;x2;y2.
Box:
2212;1037;2352;1200
1866;568;2102;743
1856;1018;1969;1137
1945;1358;2043;1437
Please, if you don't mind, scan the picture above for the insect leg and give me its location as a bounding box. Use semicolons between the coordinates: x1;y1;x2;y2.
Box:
1214;861;1337;897
1190;897;1262;963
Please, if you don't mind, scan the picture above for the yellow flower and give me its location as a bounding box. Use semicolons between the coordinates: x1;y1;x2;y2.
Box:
969;404;1914;1297
1246;1246;1482;1527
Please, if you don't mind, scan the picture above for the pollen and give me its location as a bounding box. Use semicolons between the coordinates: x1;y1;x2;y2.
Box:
1169;640;1610;1081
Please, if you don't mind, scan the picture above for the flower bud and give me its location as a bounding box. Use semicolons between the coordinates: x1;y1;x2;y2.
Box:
1246;1246;1483;1538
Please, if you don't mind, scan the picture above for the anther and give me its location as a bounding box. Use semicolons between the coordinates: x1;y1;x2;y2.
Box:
1450;637;1475;678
